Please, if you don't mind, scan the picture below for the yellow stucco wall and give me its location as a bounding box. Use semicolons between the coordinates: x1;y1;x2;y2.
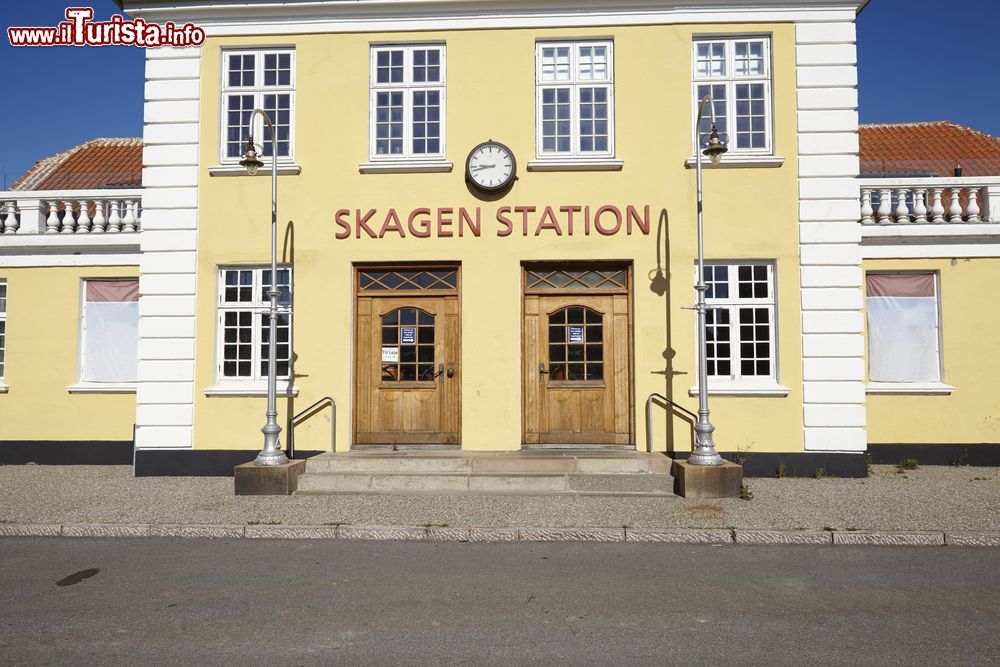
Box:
864;257;1000;444
0;265;138;441
193;23;804;454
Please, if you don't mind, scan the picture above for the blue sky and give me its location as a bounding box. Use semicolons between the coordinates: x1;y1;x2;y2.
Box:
1;0;998;186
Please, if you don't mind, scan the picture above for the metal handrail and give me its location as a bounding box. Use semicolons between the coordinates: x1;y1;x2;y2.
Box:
645;392;697;453
287;396;335;459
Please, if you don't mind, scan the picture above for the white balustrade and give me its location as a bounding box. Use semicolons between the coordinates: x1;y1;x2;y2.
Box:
0;190;142;235
859;178;996;225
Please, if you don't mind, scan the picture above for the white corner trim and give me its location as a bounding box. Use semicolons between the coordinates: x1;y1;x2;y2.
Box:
66;382;137;394
358;160;453;174
684;155;785;169
689;382;791;397
204;381;300;397
526;159;624;172
208;163;302;177
866;382;955;396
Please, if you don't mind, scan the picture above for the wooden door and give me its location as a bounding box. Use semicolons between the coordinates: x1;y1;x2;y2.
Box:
355;295;460;445
524;292;631;445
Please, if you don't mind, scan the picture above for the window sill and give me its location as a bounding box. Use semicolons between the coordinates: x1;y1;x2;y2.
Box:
689;382;791;397
204;381;299;397
0;383;8;394
527;159;624;172
208;163;302;177
866;382;955;395
66;382;137;394
358;160;453;174
684;155;785;169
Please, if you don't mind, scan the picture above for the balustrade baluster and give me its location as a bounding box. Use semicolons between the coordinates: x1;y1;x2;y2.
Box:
860;189;874;224
966;188;981;223
877;188;892;223
930;188;945;223
46;201;60;233
107;200;122;233
92;200;106;233
894;189;910;223
2;202;18;234
123;200;137;233
60;200;76;233
76;200;91;233
912;188;928;223
947;189;963;223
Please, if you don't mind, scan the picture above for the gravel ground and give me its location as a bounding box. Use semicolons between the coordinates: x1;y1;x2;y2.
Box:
0;464;997;531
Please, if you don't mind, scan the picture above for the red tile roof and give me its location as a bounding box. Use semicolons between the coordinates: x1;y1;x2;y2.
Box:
859;121;1000;177
11;138;142;191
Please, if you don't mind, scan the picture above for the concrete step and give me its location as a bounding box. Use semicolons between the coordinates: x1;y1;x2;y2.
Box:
296;472;573;495
303;452;671;476
566;473;674;494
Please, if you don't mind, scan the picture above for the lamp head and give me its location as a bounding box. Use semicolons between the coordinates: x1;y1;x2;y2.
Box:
703;123;728;165
239;136;264;176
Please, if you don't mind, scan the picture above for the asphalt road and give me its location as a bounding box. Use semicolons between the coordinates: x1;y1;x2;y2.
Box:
1;538;998;666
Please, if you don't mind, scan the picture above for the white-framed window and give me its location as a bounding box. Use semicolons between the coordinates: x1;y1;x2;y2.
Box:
0;279;6;380
865;272;942;383
369;44;446;161
535;40;615;158
79;279;139;384
702;262;777;381
220;48;295;163
217;266;292;381
692;37;772;154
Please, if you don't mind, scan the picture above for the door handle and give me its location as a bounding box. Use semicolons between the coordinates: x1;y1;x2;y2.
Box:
446;366;455;379
539;363;549;379
434;363;444;383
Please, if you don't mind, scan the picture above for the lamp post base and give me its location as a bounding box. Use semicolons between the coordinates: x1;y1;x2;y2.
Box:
254;451;289;466
671;459;743;499
235;458;305;495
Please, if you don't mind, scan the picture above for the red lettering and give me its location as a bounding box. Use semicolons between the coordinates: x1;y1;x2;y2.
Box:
334;209;351;240
379;208;405;238
560;206;581;235
459;207;481;237
584;206;592;235
408;208;431;238
356;208;378;238
437;207;453;238
514;206;536;236
534;206;563;236
626;204;651;235
496;206;513;237
594;205;622;236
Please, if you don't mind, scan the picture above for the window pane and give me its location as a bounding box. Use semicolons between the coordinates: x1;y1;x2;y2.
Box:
541;87;572;153
225;94;255;158
262;93;292;157
376;49;404;84
540;46;571;82
695;41;726;77
696;84;727;150
579;87;610;153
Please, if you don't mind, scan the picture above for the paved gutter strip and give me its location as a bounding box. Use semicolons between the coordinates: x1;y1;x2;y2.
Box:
2;524;999;546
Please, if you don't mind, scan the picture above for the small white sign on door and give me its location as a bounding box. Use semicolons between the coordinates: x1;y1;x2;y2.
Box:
568;326;584;343
381;346;399;363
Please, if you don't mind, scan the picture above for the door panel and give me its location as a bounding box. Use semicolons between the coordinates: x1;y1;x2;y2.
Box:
355;295;460;445
524;293;631;445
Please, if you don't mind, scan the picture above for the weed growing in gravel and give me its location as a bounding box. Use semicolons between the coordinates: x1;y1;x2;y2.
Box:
776;463;786;479
814;468;826;479
866;453;874;475
897;458;919;472
950;449;970;467
972;477;992;481
739;482;753;500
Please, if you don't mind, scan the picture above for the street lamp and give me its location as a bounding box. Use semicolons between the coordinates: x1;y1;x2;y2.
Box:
239;109;288;466
690;95;728;466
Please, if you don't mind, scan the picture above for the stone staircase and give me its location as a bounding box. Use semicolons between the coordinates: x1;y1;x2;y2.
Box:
295;450;676;497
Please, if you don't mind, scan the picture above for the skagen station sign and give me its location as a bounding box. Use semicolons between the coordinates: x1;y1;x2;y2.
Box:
334;204;652;239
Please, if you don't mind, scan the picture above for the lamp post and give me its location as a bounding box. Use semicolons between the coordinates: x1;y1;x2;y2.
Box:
239;109;288;466
690;95;728;466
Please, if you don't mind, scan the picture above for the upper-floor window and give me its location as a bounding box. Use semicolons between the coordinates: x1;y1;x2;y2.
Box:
535;40;615;159
221;48;295;163
692;37;772;154
369;44;446;161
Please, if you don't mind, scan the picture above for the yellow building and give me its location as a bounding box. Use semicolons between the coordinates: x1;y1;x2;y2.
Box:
2;0;998;476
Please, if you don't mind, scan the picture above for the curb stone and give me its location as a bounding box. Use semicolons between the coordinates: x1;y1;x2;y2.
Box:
832;531;944;546
944;532;1000;547
0;523;997;547
626;528;732;544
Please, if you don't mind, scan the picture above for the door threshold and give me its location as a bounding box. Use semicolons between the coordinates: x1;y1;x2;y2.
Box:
352;444;461;451
522;444;634;451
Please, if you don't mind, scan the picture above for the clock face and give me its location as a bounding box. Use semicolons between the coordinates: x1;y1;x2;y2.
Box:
466;141;516;192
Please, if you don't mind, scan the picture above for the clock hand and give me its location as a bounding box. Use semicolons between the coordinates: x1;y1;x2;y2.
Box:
472;163;497;171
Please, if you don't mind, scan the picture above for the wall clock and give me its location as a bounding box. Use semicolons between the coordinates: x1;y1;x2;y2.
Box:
465;140;516;193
